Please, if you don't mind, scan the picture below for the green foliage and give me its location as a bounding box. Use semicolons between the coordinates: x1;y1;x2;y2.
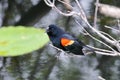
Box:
0;26;49;57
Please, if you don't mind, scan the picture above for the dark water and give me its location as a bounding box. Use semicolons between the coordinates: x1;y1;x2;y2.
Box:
0;0;120;80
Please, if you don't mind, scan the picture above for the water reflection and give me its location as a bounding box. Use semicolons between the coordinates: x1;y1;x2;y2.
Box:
0;0;120;80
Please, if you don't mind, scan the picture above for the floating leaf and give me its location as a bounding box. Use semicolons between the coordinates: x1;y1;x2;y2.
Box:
0;26;49;56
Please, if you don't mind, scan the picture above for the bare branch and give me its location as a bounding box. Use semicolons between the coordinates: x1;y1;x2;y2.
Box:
95;51;119;56
58;0;73;11
53;6;76;16
87;45;113;53
117;19;120;30
75;0;87;21
73;1;115;45
44;0;120;56
94;0;99;28
99;31;116;41
104;25;120;33
44;0;54;7
74;19;115;51
98;76;106;80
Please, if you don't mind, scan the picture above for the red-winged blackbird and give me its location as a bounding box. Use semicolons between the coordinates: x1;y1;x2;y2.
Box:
46;24;93;55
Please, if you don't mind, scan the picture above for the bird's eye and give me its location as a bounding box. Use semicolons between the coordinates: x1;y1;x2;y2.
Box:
49;27;54;31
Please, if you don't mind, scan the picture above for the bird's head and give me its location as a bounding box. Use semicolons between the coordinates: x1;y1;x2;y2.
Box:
46;24;65;37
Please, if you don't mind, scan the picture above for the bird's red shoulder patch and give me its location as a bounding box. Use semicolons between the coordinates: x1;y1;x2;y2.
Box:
61;38;74;46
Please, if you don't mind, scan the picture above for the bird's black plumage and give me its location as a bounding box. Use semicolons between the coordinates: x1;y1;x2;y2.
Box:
46;24;92;55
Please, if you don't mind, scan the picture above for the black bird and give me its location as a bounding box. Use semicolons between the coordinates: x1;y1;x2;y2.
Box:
46;24;93;55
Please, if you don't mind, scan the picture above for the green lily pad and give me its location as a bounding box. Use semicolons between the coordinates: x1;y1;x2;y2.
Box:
0;26;49;57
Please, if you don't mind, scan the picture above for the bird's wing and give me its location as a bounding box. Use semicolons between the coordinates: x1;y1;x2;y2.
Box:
61;37;75;47
60;34;85;55
60;34;75;47
60;34;85;46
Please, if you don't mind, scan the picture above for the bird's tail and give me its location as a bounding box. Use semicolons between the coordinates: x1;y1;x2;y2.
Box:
82;45;95;55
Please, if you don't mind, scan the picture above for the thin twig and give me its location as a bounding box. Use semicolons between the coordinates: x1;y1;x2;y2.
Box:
86;20;115;44
95;51;119;56
75;0;87;21
94;0;99;28
58;0;73;11
74;0;116;45
74;19;115;51
53;6;76;16
98;76;106;80
104;25;120;33
44;0;120;56
87;45;113;53
117;19;120;30
74;0;115;45
44;0;54;7
99;31;116;41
